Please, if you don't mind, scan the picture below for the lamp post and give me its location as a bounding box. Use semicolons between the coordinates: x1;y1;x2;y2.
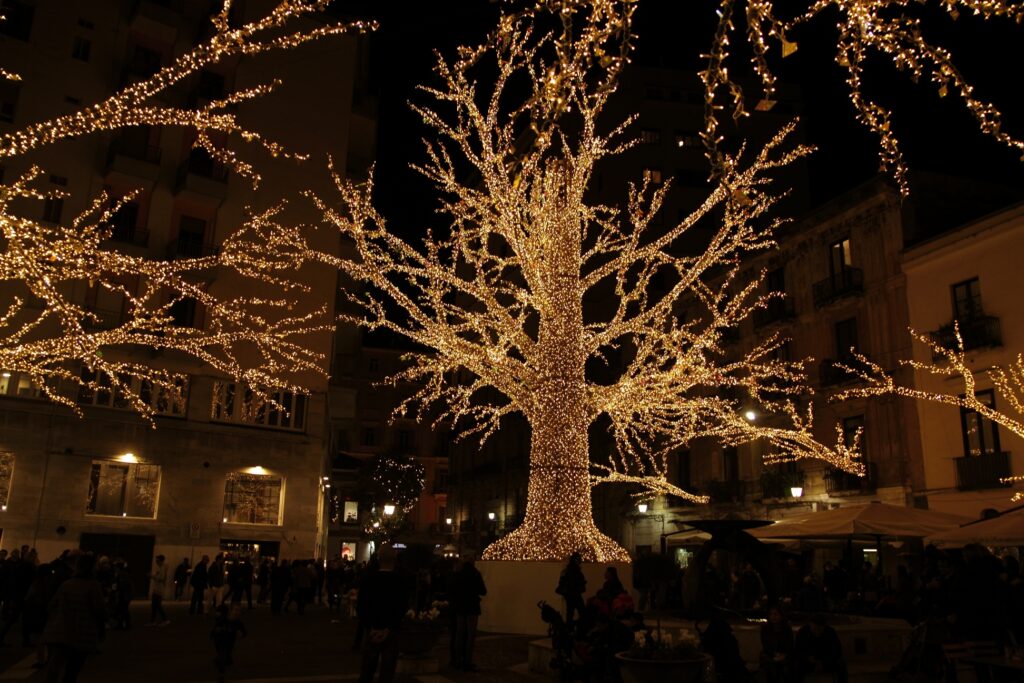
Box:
383;503;396;516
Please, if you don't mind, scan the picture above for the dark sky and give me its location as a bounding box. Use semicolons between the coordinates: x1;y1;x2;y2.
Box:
346;1;1024;230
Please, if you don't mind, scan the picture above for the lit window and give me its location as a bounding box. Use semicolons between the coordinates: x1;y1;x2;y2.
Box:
87;460;161;518
223;472;283;525
640;129;661;144
960;390;1000;457
642;168;663;185
77;369;188;416
674;132;700;148
210;381;306;431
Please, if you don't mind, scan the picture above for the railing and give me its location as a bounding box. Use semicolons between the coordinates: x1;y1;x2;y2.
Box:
819;357;858;388
108;138;162;165
931;315;1002;356
955;451;1011;491
824;461;877;496
753;299;796;328
166;238;218;259
177;153;229;183
813;267;864;308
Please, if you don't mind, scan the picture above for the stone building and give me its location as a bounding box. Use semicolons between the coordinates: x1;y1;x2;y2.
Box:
0;0;371;585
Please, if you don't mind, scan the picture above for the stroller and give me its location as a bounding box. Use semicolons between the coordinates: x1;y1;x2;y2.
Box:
539;601;586;680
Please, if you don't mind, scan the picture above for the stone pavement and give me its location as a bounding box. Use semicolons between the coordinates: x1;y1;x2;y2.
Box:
0;601;543;683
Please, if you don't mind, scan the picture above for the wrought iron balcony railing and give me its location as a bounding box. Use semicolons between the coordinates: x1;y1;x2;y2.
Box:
813;267;864;308
954;451;1011;491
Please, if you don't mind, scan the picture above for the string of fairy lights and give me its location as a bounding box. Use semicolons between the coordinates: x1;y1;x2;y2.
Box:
0;1;373;422
315;0;865;562
702;0;1024;194
836;325;1024;500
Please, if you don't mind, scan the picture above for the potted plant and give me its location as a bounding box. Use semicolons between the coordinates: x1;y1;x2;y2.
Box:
398;601;447;658
615;628;713;683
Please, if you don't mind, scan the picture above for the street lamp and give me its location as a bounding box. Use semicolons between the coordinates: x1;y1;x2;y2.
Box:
637;502;648;514
383;503;396;516
790;486;804;498
744;410;757;422
487;512;496;521
445;517;452;525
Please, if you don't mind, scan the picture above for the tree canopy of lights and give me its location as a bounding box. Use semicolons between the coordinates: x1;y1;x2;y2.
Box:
0;1;373;422
314;0;862;562
837;325;1024;501
703;0;1024;194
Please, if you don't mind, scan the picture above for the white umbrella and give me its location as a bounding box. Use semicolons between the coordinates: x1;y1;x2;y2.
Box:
925;505;1024;546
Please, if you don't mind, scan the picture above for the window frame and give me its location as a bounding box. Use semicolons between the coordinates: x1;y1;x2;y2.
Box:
85;459;162;519
210;381;307;432
951;277;983;321
222;472;284;526
959;389;1001;458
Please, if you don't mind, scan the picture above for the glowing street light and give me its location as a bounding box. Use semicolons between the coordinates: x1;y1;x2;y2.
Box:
445;517;453;525
487;512;496;521
790;486;804;498
383;504;396;516
637;503;649;514
744;410;757;422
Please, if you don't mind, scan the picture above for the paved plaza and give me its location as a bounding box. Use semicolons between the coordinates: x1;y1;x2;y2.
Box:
0;602;537;683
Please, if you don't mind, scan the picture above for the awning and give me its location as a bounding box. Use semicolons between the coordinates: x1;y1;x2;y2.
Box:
925;504;1024;547
748;501;970;540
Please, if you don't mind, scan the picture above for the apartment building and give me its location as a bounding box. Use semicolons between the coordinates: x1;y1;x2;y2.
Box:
0;0;369;589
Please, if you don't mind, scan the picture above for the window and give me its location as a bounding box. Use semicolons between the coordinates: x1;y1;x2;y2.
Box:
435;468;449;494
86;460;161;518
675;132;700;148
222;472;283;525
0;1;34;41
676;450;692;491
0;79;19;122
829;238;852;277
960;390;1001;457
722;446;739;482
110;201;141;243
41;177;67;224
342;500;359;524
367;357;379;373
842;415;865;459
210;382;307;431
835;317;859;359
71;36;91;61
0;452;13;508
168;297;196;327
772;340;792;362
640;129;661;144
77;369;188;416
397;429;413;452
642;168;663;185
952;278;983;320
0;371;43;399
362;427;376;447
175;215;207;257
766;266;785;293
126;45;161;79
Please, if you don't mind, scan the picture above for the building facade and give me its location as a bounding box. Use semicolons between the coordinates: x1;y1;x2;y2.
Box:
0;0;369;582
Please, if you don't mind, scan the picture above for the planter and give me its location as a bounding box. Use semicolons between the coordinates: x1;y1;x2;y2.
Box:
614;652;713;683
397;627;441;658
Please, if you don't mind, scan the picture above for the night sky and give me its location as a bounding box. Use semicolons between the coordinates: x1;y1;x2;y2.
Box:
345;1;1024;231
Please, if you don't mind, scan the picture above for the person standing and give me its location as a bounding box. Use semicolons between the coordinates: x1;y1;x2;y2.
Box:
190;556;209;615
208;554;225;611
173;558;190;601
237;557;254;609
270;559;290;616
42;553;106;683
149;555;170;626
211;603;247;683
357;547;408;683
451;555;487;671
556;553;586;625
113;561;132;630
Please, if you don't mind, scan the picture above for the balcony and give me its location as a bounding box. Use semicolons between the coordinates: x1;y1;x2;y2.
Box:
824;461;877;496
105;139;162;184
753;299;796;329
705;479;744;504
813;267;864;308
819;357;859;388
175;152;229;203
955;451;1012;491
108;208;149;248
931;315;1002;357
166;238;218;260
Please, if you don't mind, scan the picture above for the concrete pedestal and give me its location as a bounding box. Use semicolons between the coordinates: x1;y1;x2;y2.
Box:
477;560;633;635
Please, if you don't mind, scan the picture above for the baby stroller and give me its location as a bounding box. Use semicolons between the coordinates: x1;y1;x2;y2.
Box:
540;601;586;680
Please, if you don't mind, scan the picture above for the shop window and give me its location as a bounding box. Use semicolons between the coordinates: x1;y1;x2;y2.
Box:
223;472;283;525
210;381;306;431
86;460;161;518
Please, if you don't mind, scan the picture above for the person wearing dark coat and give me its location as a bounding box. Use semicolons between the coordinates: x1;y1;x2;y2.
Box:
173;558;190;601
112;561;132;630
42;553;106;683
795;614;847;683
270;559;291;616
451;556;487;671
759;605;795;683
189;556;209;615
556;553;587;626
357;547;409;683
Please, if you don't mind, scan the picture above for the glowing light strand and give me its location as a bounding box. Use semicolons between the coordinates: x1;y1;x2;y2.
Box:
315;0;862;561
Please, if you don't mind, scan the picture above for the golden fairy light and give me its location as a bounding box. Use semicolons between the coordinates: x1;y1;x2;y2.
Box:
0;1;374;422
836;324;1024;500
314;0;862;562
704;0;1024;194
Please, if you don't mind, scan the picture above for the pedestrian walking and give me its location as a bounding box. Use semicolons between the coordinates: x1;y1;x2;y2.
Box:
41;553;106;683
149;555;170;625
190;555;209;615
357;547;408;683
173;558;190;601
211;603;247;683
451;554;487;671
555;552;586;626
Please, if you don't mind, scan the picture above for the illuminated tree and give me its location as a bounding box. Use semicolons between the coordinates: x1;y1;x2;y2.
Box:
838;326;1024;500
316;0;862;561
358;452;426;543
0;1;373;421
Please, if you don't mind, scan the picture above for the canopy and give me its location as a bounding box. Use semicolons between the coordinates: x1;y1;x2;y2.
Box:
925;505;1024;546
747;502;971;540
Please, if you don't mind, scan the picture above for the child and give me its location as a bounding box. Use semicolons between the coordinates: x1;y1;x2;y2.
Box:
211;604;247;682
